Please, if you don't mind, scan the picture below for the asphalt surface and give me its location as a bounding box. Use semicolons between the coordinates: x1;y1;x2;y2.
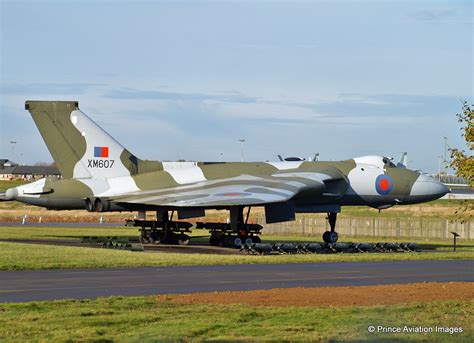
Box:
1;260;473;303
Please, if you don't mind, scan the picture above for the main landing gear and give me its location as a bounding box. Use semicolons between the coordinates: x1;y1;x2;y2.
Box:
322;212;339;244
128;208;337;247
127;207;263;248
197;206;262;248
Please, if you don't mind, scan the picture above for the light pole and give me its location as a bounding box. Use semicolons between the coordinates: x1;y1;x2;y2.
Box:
438;155;443;181
9;141;17;160
238;139;246;162
443;136;448;175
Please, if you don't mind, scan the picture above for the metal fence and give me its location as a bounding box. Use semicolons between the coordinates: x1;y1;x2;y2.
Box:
255;214;473;240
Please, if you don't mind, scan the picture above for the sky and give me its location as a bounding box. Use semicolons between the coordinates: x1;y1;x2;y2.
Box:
0;0;472;173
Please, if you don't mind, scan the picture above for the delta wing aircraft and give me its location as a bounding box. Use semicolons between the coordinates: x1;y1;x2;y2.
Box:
4;101;449;245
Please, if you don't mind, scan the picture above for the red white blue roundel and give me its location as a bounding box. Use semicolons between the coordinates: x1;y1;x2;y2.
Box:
375;174;394;195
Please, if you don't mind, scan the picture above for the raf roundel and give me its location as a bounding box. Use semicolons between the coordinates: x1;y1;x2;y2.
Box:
375;174;394;195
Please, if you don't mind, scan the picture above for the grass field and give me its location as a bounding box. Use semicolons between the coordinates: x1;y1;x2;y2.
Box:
0;296;472;342
0;225;139;241
0;180;27;192
1;240;473;271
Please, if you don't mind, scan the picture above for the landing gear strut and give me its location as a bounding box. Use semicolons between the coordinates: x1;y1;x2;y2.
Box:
323;212;339;244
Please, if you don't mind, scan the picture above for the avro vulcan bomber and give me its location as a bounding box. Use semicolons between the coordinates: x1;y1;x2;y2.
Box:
4;101;449;245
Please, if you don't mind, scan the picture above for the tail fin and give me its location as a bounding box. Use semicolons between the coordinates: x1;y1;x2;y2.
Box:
25;100;140;179
397;152;408;168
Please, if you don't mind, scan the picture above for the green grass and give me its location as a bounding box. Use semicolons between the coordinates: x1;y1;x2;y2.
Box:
1;241;473;271
0;180;28;192
339;199;471;220
0;225;139;241
0;297;472;342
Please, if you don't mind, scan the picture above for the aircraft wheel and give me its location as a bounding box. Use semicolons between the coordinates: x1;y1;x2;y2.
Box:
150;232;163;245
139;234;149;244
243;237;253;246
178;234;190;245
85;198;94;212
323;231;338;244
232;236;243;248
167;233;179;245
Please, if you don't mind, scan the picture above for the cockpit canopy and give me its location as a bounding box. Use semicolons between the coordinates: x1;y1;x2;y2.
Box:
382;157;396;168
353;155;397;169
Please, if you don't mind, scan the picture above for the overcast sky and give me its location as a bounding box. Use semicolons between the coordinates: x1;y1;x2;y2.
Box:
1;0;472;172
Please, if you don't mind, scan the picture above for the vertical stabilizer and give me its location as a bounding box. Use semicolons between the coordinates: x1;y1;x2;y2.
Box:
25;101;140;179
397;152;408;168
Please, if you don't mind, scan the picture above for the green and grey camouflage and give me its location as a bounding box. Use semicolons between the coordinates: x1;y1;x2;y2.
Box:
4;101;449;244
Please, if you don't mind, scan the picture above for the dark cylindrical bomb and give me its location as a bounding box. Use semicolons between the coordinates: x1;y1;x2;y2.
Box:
400;242;410;251
305;243;323;253
250;243;273;254
382;243;399;251
279;243;298;254
356;243;375;252
400;242;419;251
130;244;144;252
333;243;351;252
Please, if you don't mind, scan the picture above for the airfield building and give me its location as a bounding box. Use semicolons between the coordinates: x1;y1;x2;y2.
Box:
0;159;60;180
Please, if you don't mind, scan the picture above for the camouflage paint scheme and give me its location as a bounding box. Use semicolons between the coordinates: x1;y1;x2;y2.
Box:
5;101;449;223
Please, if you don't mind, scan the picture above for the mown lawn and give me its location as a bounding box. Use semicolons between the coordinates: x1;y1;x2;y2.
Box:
0;180;28;192
1;241;473;271
0;297;472;342
0;225;139;241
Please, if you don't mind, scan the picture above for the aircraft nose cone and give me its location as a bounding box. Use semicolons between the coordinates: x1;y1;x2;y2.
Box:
5;187;18;200
410;174;449;200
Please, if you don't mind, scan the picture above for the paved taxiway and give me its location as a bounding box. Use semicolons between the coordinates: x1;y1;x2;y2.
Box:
1;260;473;303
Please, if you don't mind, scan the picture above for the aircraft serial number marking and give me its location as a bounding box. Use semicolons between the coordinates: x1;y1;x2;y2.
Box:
87;159;115;168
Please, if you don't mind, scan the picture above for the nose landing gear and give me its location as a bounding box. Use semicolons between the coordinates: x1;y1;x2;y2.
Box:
323;212;339;244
